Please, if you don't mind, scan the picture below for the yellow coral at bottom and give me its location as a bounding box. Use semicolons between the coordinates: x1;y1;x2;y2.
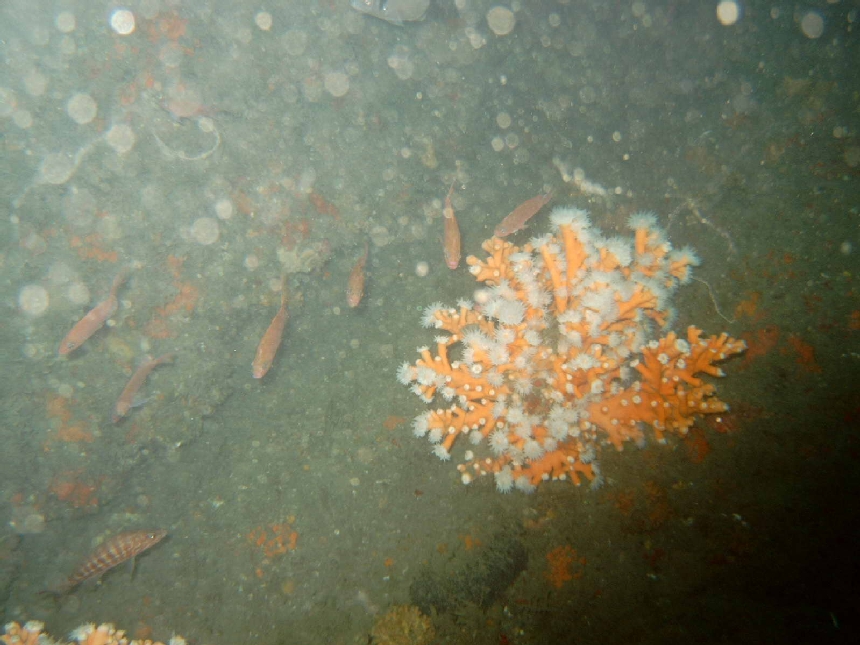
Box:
370;605;435;645
2;622;187;645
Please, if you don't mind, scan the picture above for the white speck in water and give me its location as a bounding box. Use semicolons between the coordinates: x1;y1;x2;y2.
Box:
0;87;17;117
800;11;824;39
215;198;234;220
18;285;50;316
55;11;76;33
716;1;741;26
192;217;220;245
67;282;90;305
13;109;33;129
283;30;308;56
23;70;48;97
106;123;136;154
487;6;516;36
255;11;273;31
324;72;350;98
38;153;76;185
66;93;98;125
110;9;136;36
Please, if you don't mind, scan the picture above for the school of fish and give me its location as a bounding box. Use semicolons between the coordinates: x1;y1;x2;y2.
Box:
48;179;554;595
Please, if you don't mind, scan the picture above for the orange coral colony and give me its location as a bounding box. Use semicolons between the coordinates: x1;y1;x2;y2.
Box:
397;207;745;493
2;622;186;645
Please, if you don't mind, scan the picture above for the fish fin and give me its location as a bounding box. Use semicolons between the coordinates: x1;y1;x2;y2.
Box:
38;586;67;600
130;394;152;411
350;0;404;25
127;556;138;578
386;13;404;27
279;272;289;307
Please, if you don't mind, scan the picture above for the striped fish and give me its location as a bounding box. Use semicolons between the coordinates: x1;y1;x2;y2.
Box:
58;529;167;593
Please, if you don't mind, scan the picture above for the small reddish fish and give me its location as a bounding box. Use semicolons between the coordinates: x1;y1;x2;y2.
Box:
112;353;176;423
56;529;167;594
252;277;289;379
346;243;369;308
493;189;555;238
442;180;461;269
58;269;130;356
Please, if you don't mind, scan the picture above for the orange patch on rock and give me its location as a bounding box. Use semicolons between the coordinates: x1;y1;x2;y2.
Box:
147;10;188;42
683;426;711;464
740;324;781;368
383;415;407;430
45;395;95;445
734;291;764;321
56;423;94;443
247;519;299;572
308;191;340;219
49;470;102;508
233;190;256;216
166;254;185;280
46;394;73;424
785;334;822;373
144;280;200;339
545;545;586;589
458;534;483;551
703;402;763;435
611;490;636;516
644;481;672;529
69;233;118;263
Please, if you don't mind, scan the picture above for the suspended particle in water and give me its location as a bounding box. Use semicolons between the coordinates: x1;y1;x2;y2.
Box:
191;217;220;245
800;11;824;39
324;72;350;98
255;11;273;31
23;70;48;97
38;153;76;185
110;9;136;35
55;11;76;33
486;6;516;36
18;285;50;316
66;93;97;124
215;198;234;220
716;1;741;26
67;282;90;305
106;123;136;154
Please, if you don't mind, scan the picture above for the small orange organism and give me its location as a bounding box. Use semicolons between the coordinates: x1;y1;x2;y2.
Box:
247;518;299;576
545;545;586;589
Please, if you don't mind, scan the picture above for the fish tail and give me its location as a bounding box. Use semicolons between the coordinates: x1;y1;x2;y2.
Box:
110;267;132;297
39;581;71;598
156;352;177;365
279;272;289;308
445;178;456;199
